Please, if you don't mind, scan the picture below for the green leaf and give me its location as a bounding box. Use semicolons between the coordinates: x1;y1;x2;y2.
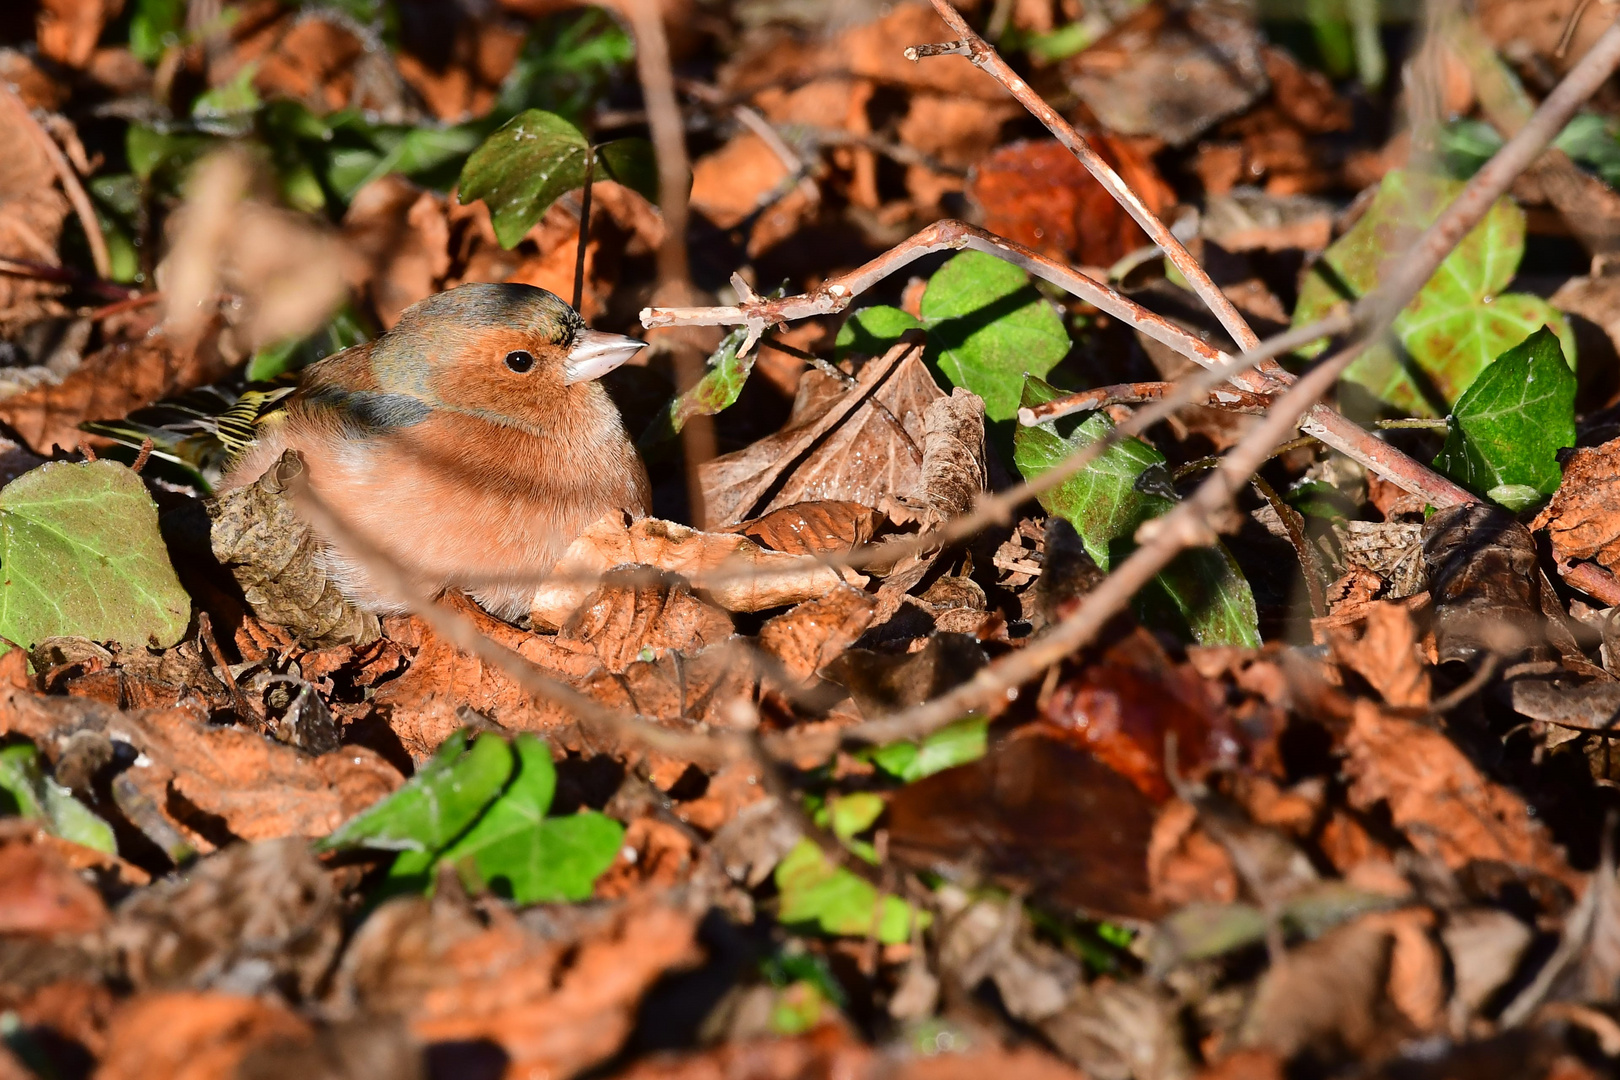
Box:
865;716;989;782
774;840;930;944
130;0;187;62
0;462;190;653
248;303;372;381
643;326;757;443
324;119;482;202
1013;379;1259;646
1432;327;1575;507
315;731;513;853
458;110;660;248
440;735;623;903
0;744;115;853
1292;169;1574;416
835;254;1069;423
127;124;216;189
495;9;635;125
192;65;261;121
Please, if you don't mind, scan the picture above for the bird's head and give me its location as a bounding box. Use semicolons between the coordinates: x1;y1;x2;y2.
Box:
363;282;646;435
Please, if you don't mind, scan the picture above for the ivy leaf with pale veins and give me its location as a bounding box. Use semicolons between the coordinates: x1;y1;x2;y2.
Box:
1292;169;1573;416
0;461;190;653
439;734;624;904
834;252;1068;422
1433;327;1576;511
458;109;659;248
314;731;513;854
1012;378;1259;647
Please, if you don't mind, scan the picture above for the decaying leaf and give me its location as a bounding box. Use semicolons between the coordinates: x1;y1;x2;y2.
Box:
532;512;851;627
1533;436;1620;575
93;991;312;1080
727;500;883;557
209;450;381;647
557;569;734;674
1424;502;1546;665
756;585;876;686
0;824;106;935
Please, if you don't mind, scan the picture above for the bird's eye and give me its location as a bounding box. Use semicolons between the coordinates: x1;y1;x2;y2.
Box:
504;350;535;373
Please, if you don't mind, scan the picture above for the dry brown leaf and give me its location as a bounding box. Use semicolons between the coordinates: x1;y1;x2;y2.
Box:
700;338;941;526
342;175;452;329
0;330;235;455
0;826;106;935
36;0;122;67
727;501;883;557
1327;601;1431;709
107;838;341;998
0;95;69;330
576;640;758;731
969;136;1174;267
1343;699;1578;888
1239;916;1406;1058
341;890;699;1079
1533;438;1620;573
1064;2;1268;147
1427;502;1547;665
227;9;369;115
94;991;311;1080
756;585;876;685
370;593;600;760
557;569;735;674
393;12;525;122
690;131;794;229
0;685;401;849
532;513;851;628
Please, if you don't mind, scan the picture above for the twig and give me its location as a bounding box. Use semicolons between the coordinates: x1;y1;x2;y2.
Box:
913;0;1268;359
197;610;261;725
1022;381;1274;424
0;257;138;303
572;152;593;314
1561;561;1620;607
845;341;1368;747
0;85;112;281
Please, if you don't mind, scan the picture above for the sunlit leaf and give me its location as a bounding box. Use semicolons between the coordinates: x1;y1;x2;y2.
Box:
775;840;930;944
0;744;115;853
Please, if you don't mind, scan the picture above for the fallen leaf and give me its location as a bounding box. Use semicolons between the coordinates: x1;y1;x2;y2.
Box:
700;338;940;526
0;331;234;456
558;569;734;674
1064;2;1268;147
94;991;311;1080
886;733;1163;921
756;585;876;686
1343;699;1578;888
0;94;68;331
969;136;1174;267
36;0;121;67
727;501;884;557
1326;601;1431;709
1425;502;1547;665
1533;437;1620;575
0;826;105;935
108;838;342;998
342;175;452;329
532;513;850;627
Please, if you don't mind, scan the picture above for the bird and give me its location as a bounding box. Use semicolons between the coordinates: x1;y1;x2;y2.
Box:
219;281;651;621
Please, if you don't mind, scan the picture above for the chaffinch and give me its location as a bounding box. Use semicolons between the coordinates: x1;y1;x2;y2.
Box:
221;282;650;620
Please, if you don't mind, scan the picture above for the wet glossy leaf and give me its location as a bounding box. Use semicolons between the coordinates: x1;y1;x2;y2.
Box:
774;840;929;944
865;716;989;782
440;735;623;903
834;252;1068;422
1013;379;1259;647
1292;169;1573;416
315;731;513;854
1433;327;1575;508
458;109;658;248
0;462;190;653
0;744;115;853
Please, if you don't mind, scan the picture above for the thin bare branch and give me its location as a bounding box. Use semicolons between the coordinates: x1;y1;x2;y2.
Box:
1022;381;1274;424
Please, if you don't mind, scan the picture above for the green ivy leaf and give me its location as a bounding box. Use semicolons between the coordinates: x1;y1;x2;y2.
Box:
1292;169;1574;416
315;731;513;854
865;716;989;782
325;118;482;202
1012;379;1259;647
834;251;1069;422
1432;327;1575;507
774;840;930;944
0;744;115;853
439;734;623;903
642;326;757;444
458;109;659;248
0;462;190;653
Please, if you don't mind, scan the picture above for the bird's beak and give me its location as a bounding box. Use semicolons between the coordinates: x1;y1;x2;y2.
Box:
564;329;647;384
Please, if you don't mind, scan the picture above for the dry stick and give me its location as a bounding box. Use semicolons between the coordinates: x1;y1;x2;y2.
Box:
0;86;112;281
913;0;1266;359
846;15;1620;744
625;0;716;526
848;342;1368;747
1023;381;1275;423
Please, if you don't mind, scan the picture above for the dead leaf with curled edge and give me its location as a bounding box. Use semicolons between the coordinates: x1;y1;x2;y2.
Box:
531;512;856;629
209;450;380;648
557;568;734;674
0;93;68;332
1533;437;1620;574
726;500;884;557
756;584;876;686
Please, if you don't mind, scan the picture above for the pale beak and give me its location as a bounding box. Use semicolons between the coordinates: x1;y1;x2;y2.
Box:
564;329;647;384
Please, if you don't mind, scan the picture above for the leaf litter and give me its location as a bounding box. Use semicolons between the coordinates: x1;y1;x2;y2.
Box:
9;3;1620;1080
